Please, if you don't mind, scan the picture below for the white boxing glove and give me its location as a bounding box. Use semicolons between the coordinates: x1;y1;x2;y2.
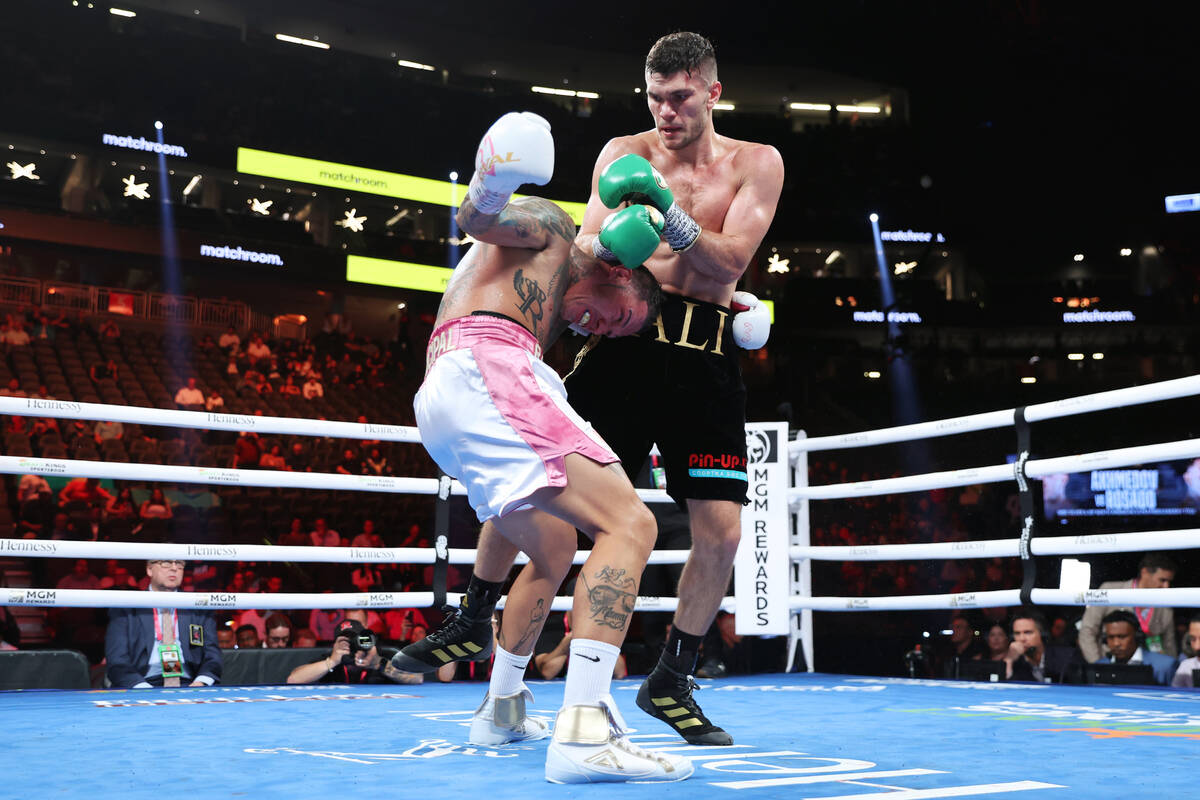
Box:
467;112;554;214
731;290;771;349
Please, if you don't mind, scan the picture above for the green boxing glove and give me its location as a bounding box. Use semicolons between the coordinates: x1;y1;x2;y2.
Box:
591;204;665;268
597;153;701;252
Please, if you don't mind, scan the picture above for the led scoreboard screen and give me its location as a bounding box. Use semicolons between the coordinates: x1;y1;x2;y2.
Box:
1042;460;1200;521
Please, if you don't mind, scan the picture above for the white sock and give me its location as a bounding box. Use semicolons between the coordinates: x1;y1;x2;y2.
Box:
488;643;531;699
561;638;620;709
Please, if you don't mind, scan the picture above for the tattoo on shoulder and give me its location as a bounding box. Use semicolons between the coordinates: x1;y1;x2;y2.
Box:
580;566;637;631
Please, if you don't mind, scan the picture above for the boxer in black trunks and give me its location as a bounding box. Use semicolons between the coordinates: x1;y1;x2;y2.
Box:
399;31;783;746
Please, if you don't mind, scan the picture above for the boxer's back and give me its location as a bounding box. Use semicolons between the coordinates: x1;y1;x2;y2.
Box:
436;201;574;348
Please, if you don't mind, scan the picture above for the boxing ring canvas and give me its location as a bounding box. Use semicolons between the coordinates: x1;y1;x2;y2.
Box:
5;672;1193;798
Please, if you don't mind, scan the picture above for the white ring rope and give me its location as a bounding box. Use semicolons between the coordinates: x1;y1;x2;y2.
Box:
789;528;1200;563
0;454;459;496
0;539;695;567
0;587;704;614
788;436;1200;504
789;373;1200;454
0;396;423;442
785;587;1200;612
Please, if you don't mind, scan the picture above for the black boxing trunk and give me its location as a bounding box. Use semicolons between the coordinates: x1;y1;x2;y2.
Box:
565;293;748;508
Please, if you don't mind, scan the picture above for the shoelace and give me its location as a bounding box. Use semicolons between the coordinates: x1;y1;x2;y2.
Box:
613;735;675;766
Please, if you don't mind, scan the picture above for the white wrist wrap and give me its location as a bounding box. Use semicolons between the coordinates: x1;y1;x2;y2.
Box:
467;172;510;215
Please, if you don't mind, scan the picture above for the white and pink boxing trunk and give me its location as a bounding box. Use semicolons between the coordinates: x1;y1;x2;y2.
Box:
415;314;619;522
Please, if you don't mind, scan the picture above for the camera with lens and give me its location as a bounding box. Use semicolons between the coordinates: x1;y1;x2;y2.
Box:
336;626;376;665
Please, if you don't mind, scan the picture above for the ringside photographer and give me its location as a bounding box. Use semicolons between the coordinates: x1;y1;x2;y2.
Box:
287;612;422;685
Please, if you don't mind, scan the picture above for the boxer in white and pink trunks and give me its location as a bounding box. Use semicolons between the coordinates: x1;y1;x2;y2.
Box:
393;111;692;783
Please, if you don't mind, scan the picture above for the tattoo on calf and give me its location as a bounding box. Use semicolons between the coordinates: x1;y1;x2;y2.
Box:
505;598;546;654
581;566;637;631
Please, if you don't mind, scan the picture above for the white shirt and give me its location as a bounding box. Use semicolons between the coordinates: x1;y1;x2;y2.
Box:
174;386;205;405
1172;655;1200;688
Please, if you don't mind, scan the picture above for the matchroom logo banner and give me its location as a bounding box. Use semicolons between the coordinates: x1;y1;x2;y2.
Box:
235;147;585;224
734;421;790;636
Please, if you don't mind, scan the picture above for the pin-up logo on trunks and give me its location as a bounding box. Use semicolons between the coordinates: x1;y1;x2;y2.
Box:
746;429;778;465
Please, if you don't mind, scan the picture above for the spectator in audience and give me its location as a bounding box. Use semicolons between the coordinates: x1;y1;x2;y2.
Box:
139;488;174;522
104;488;135;522
217;625;237;649
205;387;225;411
104;559;222;687
1095;609;1177;685
1079;552;1177;662
1048;614;1078;648
294;628;318;648
286;613;421;685
59;477;114;508
385;607;429;643
246;334;272;365
363;447;391;477
984;621;1011;661
259;444;287;470
226;354;240;376
18;473;51;504
57;559;100;590
302;375;324;400
350;563;383;593
932;613;988;678
278;517;308;547
309;607;341;642
235;605;269;638
174;377;205;408
98;318;121;340
4;320;31;347
1004;608;1081;683
531;611;627;681
263;613;293;649
218;325;241;352
0;377;27;397
309;517;340;547
89;358;119;383
98;562;138;590
1170;613;1200;688
231;431;261;468
280;375;302;396
236;624;262;649
350;519;384;548
335;448;362;475
285;441;310;472
93;419;124;445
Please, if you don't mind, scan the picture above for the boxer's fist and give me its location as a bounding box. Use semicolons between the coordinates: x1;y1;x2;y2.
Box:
598;154;701;251
468;112;554;214
731;290;771;349
598;153;674;211
593;205;664;269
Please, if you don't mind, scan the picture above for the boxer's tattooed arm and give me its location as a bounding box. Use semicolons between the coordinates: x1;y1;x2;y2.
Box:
499;598;546;654
458;196;575;249
581;565;637;631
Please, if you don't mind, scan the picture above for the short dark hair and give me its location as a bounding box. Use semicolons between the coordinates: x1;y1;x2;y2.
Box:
1010;607;1048;639
235;624;258;637
645;32;717;82
1101;609;1141;633
631;265;663;324
1137;552;1177;574
1189;612;1200;626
